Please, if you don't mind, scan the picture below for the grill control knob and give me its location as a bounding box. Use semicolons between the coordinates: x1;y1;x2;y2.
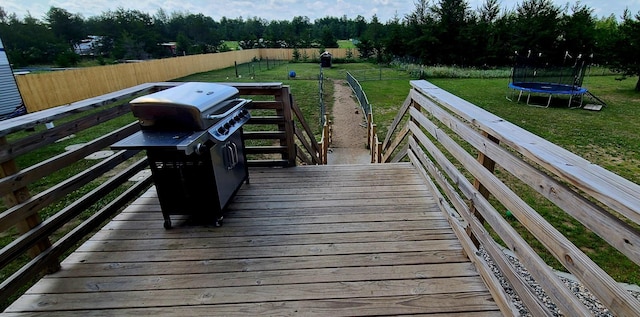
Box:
234;115;241;121
195;143;206;155
217;127;227;134
229;118;236;124
224;123;231;129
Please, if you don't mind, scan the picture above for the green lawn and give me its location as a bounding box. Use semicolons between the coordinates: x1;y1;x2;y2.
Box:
337;40;356;48
223;41;240;50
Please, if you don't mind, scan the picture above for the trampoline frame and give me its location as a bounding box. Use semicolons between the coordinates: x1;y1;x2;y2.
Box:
508;81;588;108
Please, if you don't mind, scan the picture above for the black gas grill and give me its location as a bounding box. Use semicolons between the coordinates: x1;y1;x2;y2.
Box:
113;82;251;229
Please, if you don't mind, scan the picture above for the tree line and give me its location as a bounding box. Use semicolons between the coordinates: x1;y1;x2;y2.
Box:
1;0;640;88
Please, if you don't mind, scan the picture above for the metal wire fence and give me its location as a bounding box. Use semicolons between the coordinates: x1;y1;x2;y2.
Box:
346;71;372;117
319;66;326;126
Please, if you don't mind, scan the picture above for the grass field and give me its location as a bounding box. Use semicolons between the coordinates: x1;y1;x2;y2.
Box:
222;41;240;50
337;40;356;48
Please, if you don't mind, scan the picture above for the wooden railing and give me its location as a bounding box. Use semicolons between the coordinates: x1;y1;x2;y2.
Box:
382;80;640;316
235;82;323;167
0;81;323;306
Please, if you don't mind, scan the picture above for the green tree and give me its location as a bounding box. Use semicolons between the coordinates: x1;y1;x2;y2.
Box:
45;7;85;49
0;12;64;66
430;0;473;65
612;11;640;90
291;16;312;47
593;15;619;66
319;26;338;48
558;3;597;59
405;0;438;63
475;0;504;65
175;32;192;55
512;0;564;59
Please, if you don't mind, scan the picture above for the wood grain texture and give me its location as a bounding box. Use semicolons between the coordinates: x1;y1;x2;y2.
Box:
4;163;500;316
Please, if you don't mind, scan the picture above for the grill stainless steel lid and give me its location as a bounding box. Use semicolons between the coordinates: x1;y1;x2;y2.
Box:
130;82;244;131
116;82;252;154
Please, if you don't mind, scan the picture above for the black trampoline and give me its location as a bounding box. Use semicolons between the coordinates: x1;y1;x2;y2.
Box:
508;51;590;108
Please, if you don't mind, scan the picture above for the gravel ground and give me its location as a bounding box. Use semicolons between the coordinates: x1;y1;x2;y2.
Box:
479;247;640;316
327;79;370;164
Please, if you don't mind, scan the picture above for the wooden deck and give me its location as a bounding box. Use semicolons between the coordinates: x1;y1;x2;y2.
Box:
3;163;501;316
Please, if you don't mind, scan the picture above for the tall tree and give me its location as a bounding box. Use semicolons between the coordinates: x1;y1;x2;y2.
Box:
593;15;619;66
291;16;312;47
404;0;437;63
475;0;503;65
358;15;386;62
384;15;408;58
558;3;597;58
319;26;338;48
430;0;473;65
612;11;640;90
1;13;63;66
512;0;564;60
45;7;85;49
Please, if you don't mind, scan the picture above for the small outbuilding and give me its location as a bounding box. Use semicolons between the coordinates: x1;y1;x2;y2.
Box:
320;51;332;68
0;36;24;118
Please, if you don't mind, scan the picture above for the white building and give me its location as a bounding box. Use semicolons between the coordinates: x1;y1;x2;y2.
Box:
74;35;103;56
0;37;24;118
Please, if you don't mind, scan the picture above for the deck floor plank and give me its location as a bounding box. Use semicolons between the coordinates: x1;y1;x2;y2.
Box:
4;163;501;316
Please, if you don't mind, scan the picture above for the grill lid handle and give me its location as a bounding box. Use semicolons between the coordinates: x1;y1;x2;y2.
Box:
206;99;251;120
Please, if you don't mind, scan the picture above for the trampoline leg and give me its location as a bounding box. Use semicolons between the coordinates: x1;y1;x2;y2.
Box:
547;95;552;108
517;91;523;102
568;94;573;108
526;93;531;105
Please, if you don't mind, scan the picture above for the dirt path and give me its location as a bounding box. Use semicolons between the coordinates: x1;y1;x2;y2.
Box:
327;80;370;164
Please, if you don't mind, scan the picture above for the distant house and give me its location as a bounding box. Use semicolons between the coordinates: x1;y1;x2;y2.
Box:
160;42;177;56
0;36;24;118
74;36;103;56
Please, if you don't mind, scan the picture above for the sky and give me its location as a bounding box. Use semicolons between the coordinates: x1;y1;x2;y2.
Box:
2;0;639;23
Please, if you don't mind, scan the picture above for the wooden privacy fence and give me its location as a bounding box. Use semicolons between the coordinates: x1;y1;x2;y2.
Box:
15;48;357;113
382;80;640;316
0;81;323;305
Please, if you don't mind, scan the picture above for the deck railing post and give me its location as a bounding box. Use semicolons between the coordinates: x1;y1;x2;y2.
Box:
276;86;297;167
0;137;60;273
467;132;500;247
366;112;373;150
322;116;330;164
370;123;378;163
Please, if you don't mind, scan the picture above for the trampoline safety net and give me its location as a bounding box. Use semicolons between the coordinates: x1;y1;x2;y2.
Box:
509;51;592;107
